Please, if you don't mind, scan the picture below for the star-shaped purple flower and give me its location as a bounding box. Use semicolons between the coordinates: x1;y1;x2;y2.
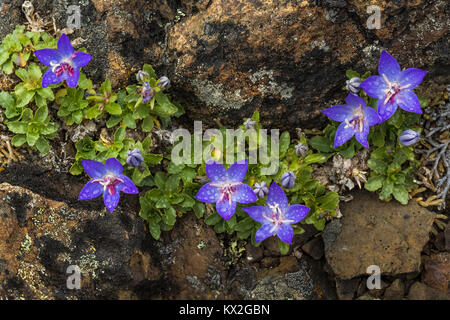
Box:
243;182;310;244
195;159;257;220
360;50;427;122
322;93;380;148
34;34;92;88
78;158;138;213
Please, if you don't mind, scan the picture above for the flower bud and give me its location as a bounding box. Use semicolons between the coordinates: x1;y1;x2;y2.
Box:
346;77;361;94
126;148;144;167
253;181;269;198
295;143;309;157
159;76;170;88
281;171;296;189
137;70;149;82
244;118;256;130
399;129;420;146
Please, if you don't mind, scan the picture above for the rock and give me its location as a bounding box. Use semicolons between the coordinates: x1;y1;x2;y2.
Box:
258;256;298;278
1;0;448;128
323;190;435;280
260;257;280;269
250;274;305;300
0;182;163;299
366;279;389;299
407;282;449;300
384;279;405;300
422;253;450;293
301;237;324;260
245;243;263;263
262;237;284;257
335;278;360;300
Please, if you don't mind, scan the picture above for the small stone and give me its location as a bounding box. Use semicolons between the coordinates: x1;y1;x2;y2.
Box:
245;243;264;263
301;237;324;260
336;278;360;300
260;257;280;269
408;282;449;300
422;253;450;293
384;279;405;300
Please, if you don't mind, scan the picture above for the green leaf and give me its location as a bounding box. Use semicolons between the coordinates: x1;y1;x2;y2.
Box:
148;220;161;240
309;136;332;153
142;116;154;132
26;131;39;146
34;105;48;122
167;162;185;174
205;212;222;225
346;69;360;80
0;91;15;110
11;134;26;147
317;192;339;210
338;142;355;159
122;113;136;129
364;175;384;191
105;102;122;115
368;159;388;175
279;131;290;156
180;167;196;184
304;153;327;165
165;174;180;193
142;64;157;79
37;87;54;101
193;202;205;219
393;184;409;205
35;136;50;154
278;239;290;255
7;121;27;134
145;153;163;165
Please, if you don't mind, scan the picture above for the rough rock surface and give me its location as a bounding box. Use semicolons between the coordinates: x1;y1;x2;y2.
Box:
422;252;449;293
1;0;449;128
383;279;405;300
323;190;435;280
408;282;449;300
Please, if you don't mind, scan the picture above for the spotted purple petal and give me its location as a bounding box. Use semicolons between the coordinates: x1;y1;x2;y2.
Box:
65;68;80;87
57;34;74;57
81;160;106;179
227;159;248;183
34;48;62;67
255;223;277;243
205;160;227;183
378;50;401;81
276;224;294;244
285;204;310;224
345;93;365;107
333;122;355;148
78;180;103;200
360;75;388;99
363;106;380;126
354;121;370;148
377;99;398;122
396;90;422;114
42;68;63;88
104;158;123;176
242;206;269;224
72;51;92;68
233;184;257;203
195;183;221;203
399;68;427;90
267;182;288;211
216;200;237;220
321;105;353;122
118;174;139;194
103;189;121;213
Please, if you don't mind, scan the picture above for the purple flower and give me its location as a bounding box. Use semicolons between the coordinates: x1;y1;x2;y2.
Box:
322;93;380;148
253;182;269;198
126;148;144;167
281;171;296;189
244;118;256;130
399;129;420;146
243;182;310;244
34;34;92;88
158;76;170;88
360;50;427;122
78;158;138;213
140;81;154;103
195;159;257;220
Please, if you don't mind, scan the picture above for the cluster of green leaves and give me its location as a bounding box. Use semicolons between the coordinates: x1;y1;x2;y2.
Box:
0;27;59;154
311;68;427;204
0;25;56;74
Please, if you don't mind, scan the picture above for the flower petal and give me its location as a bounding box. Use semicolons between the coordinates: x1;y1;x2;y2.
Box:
377;99;398;122
255;223;276;243
216;200;237;220
78;180;103;200
118;175;138;194
267;182;289;211
333;122;355;148
81;160;106;179
345;93;366;108
396;90;422;114
360;75;388;99
227;159;248;183
363;106;380;126
57;34;74;57
285;204;310;223
103;190;120;213
42;69;63;88
378;50;401;81
34;49;62;67
195;183;220;203
233;183;257;203
65;67;80;87
321;105;353;122
205;160;227;183
355;121;370;148
399;68;427;90
243;206;270;224
72;51;92;68
276;224;294;244
104;158;123;175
